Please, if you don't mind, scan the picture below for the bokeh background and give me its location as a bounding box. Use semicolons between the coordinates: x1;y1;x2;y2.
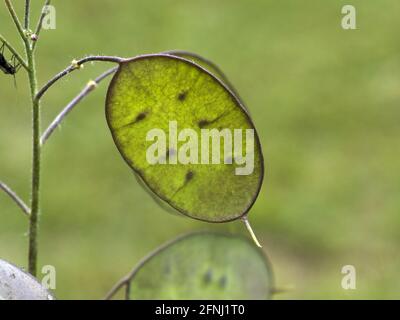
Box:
1;0;399;299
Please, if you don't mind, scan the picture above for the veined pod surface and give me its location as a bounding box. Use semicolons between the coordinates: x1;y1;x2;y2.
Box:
106;54;264;223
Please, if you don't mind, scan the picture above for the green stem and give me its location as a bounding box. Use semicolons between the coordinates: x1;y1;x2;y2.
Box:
25;39;40;277
32;0;51;52
24;0;30;30
4;0;26;39
5;0;40;276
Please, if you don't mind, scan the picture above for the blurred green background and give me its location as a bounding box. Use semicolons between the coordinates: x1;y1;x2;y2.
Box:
1;0;399;299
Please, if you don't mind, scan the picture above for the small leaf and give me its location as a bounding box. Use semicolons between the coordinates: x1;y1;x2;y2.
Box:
0;259;55;300
106;54;264;223
126;233;274;300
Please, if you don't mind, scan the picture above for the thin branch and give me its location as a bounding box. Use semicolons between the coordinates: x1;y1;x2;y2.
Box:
0;34;29;70
125;281;131;300
36;56;124;101
40;67;118;145
104;275;130;300
104;248;156;300
242;216;262;248
4;0;26;39
0;181;31;217
103;233;196;300
24;0;30;29
32;0;51;51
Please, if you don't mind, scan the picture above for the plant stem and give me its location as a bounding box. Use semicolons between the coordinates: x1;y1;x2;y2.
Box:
24;37;41;276
5;0;40;275
32;0;51;52
36;56;124;101
40;67;117;145
24;0;30;29
4;0;26;39
242;216;262;248
104;276;130;300
104;233;194;300
0;181;31;216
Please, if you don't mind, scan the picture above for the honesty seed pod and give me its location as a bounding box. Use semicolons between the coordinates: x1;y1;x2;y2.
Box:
123;233;274;300
106;54;264;246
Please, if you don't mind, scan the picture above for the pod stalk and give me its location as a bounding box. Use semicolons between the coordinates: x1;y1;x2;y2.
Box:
242;216;262;248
